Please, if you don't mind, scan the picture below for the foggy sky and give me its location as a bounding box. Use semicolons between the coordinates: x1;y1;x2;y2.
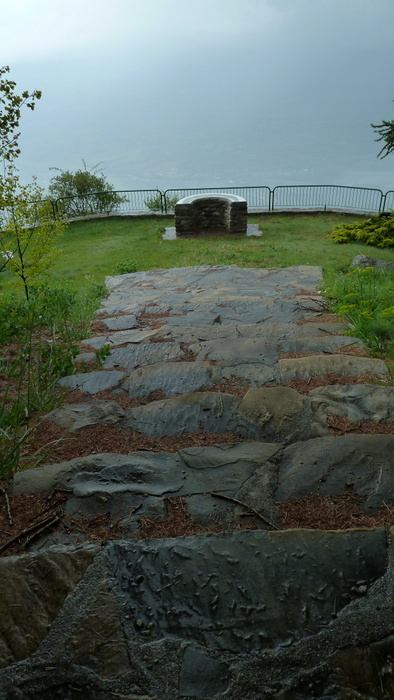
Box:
3;0;394;193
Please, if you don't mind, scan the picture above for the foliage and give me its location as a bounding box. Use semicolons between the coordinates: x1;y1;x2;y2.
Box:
324;266;394;357
372;104;394;158
0;281;105;479
112;259;138;275
49;162;124;217
95;343;111;365
329;213;394;248
145;192;178;212
145;192;163;212
0;65;41;166
0;178;66;299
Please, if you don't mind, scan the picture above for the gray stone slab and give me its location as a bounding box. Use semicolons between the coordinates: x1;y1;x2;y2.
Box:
279;335;362;354
213;363;277;386
70;452;185;498
0;545;100;668
108;529;386;652
101;313;138;330
122;392;257;438
237;387;310;443
81;328;158;350
12;454;129;494
276;435;394;510
69;443;281;506
197;338;279;366
103;342;184;370
179;646;230;698
279;355;388;381
43;401;124;432
57;370;127;394
125;361;214;397
310;384;394;436
154;321;348;344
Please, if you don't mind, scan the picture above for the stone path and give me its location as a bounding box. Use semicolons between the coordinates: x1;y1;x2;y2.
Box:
2;265;394;699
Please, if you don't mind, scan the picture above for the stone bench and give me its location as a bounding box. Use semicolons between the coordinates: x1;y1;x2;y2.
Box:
174;193;247;236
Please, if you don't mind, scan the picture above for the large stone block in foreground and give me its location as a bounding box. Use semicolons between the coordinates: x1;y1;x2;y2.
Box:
108;529;387;653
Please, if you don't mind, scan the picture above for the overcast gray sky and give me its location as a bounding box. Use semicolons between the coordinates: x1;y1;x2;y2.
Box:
3;0;394;193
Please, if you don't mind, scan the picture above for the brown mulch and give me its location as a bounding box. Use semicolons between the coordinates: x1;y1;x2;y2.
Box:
327;414;394;435
277;492;394;531
62;387;168;409
197;381;249;399
280;346;369;360
136;497;259;540
2;489;393;560
0;489;68;558
297;314;341;325
137;311;172;328
21;421;245;466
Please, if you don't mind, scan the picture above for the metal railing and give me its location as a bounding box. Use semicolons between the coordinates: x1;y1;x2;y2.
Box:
382;190;394;212
271;185;384;213
55;189;161;217
0;199;57;227
3;184;394;224
163;186;271;212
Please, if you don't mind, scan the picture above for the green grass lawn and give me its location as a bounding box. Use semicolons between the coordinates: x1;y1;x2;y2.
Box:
3;212;394;294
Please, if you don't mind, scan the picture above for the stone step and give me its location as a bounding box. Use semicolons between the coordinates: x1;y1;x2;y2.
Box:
0;529;387;680
310;384;394;436
57;370;127;395
153;320;347;343
102;341;185;370
278;335;362;354
123;387;310;443
279;354;388;381
276;434;394;511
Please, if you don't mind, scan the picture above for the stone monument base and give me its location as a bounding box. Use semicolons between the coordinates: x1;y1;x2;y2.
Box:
163;223;262;240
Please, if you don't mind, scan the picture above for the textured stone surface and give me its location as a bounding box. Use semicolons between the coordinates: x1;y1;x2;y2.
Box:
310;384;394;435
44;400;124;432
276;434;394;509
179;646;230;697
58;370;127;394
81;328;158;349
278;334;361;354
279;354;388;381
237;387;310;443
108;530;387;653
13;444;282;531
0;545;99;668
67;583;132;678
123;391;250;437
103;342;184;370
101;313;138;330
125;361;214;397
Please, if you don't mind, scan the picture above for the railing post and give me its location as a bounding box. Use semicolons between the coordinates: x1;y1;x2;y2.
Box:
379;192;386;213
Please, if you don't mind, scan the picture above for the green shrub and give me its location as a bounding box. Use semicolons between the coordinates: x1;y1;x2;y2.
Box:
329;213;394;247
324;266;394;357
145;193;178;212
112;260;138;275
